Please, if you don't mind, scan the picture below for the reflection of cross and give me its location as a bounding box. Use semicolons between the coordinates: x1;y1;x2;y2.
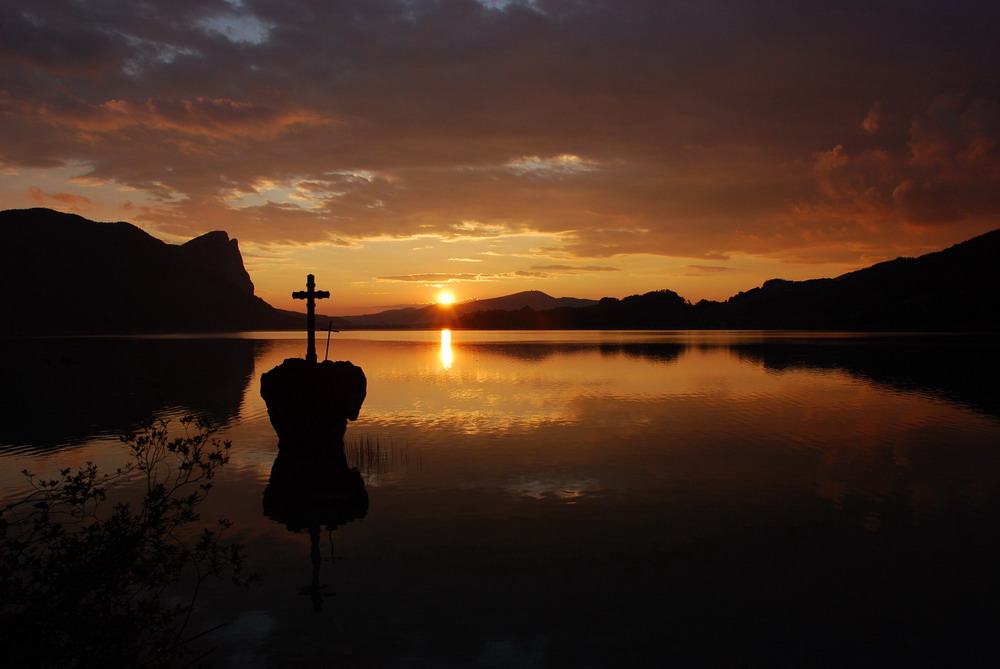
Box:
292;274;330;363
299;525;335;613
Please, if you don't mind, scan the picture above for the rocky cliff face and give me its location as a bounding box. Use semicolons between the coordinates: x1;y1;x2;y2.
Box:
177;230;255;295
0;208;302;334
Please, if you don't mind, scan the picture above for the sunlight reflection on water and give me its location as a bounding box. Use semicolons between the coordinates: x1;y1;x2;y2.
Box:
438;328;453;370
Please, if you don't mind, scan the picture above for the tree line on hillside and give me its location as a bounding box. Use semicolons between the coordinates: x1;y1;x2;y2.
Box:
355;228;1000;331
450;278;999;332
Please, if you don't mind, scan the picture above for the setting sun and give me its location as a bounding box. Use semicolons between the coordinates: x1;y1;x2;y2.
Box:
436;290;456;305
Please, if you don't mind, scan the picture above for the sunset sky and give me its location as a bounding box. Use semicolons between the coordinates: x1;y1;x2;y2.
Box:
2;0;999;314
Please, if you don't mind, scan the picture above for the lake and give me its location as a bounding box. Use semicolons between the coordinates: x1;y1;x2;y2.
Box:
2;330;1000;668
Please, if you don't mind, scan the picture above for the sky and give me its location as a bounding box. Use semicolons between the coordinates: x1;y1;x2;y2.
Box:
2;0;999;315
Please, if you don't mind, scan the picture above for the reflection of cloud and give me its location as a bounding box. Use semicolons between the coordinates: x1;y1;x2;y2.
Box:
506;476;602;502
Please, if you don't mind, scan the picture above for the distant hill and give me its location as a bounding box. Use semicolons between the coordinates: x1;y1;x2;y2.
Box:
342;290;598;327
454;229;1000;331
0;208;349;334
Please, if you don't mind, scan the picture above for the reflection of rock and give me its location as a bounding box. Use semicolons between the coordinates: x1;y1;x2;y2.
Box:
262;446;369;613
260;358;366;447
262;449;368;532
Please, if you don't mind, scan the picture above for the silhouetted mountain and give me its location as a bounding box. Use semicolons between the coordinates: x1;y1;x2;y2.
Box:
468;290;597;312
455;288;691;329
453;230;1000;331
176;229;255;294
342;290;598;327
8;208;996;332
710;228;1000;330
0;208;349;334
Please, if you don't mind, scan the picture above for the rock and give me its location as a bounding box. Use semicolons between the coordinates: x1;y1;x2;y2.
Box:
259;358;367;448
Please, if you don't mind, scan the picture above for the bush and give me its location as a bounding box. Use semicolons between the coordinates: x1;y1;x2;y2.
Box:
0;417;253;668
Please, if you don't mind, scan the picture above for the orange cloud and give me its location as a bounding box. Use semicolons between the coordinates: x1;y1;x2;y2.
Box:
26;186;92;209
812;96;1000;229
684;265;732;274
861;102;882;135
376;271;546;283
39;96;335;140
530;265;621;273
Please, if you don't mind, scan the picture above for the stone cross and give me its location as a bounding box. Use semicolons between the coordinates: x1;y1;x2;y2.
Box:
292;274;330;363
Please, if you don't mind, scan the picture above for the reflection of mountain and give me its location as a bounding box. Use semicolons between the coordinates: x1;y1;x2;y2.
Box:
0;337;265;451
599;343;685;364
463;342;686;364
732;335;1000;419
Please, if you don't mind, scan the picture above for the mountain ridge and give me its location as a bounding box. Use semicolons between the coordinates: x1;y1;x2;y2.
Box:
342;290;598;327
0;208;351;334
452;227;1000;331
3;208;997;333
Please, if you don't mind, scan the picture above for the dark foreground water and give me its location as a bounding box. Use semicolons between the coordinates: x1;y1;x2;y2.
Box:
2;331;1000;668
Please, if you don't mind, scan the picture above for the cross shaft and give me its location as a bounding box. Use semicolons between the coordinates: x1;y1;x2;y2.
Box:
292;274;330;363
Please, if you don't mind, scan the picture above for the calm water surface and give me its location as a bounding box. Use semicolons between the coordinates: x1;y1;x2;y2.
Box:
2;330;1000;668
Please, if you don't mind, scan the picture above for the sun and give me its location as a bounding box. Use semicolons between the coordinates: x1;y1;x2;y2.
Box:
436;290;456;305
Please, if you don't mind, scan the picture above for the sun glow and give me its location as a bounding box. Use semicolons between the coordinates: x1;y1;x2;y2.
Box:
437;290;456;305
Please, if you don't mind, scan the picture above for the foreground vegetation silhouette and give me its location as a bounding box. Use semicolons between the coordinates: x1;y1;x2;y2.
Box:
0;418;254;668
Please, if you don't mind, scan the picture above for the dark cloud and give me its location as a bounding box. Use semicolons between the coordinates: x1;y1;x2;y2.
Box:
2;0;999;265
811;96;1000;227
